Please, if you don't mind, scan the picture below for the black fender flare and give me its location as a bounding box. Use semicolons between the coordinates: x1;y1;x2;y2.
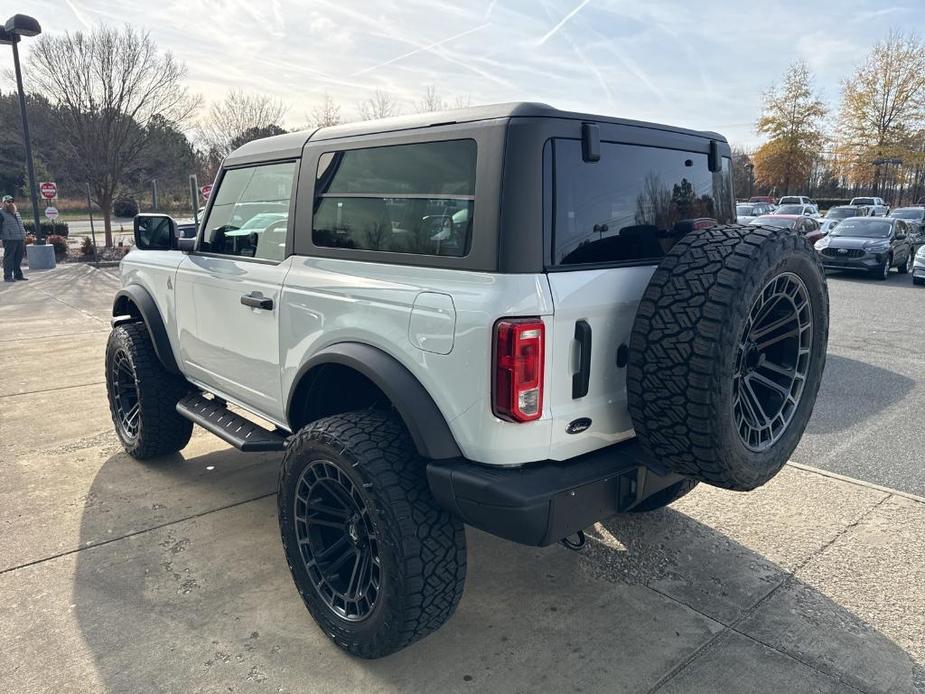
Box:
288;343;462;460
111;285;180;374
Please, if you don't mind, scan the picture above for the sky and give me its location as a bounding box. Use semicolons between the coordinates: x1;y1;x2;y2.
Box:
5;0;924;147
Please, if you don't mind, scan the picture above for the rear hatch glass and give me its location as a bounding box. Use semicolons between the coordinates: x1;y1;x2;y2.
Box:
549;139;734;267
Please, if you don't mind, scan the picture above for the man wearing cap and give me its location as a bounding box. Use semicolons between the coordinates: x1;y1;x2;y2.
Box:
1;195;28;282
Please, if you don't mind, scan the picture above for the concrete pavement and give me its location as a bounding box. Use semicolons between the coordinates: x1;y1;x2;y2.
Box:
1;265;923;693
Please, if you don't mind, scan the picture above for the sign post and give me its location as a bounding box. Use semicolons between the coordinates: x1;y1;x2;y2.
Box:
86;183;99;267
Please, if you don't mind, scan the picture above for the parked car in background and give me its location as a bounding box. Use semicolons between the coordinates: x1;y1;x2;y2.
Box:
748;195;776;207
750;214;824;244
775;203;820;218
778;195;814;206
815;216;914;280
175;209;202;239
819;205;871;235
736;202;772;223
913;245;925;285
849;197;889;216
888;207;925;250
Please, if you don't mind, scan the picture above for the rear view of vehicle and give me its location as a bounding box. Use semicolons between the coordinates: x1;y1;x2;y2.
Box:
104;104;830;660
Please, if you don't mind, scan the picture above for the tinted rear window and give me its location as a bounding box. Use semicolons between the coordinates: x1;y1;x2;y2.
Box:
313;140;476;257
550;139;734;266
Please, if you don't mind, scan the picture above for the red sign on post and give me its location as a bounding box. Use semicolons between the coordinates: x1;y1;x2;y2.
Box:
39;181;57;200
200;184;213;200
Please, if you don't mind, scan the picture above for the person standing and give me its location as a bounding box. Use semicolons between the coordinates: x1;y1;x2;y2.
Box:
1;194;28;282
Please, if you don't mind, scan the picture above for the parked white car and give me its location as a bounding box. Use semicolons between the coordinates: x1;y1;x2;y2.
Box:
818;205;871;235
735;202;773;224
850;196;889;216
775;203;820;218
778;195;814;206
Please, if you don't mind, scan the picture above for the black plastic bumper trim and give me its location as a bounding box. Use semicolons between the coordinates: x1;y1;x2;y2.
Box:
426;438;684;546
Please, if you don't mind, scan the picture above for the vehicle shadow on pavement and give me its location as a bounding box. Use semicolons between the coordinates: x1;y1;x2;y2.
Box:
804;354;915;436
68;449;924;694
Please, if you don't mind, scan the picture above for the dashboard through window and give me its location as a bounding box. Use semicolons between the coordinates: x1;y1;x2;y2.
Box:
200;161;296;261
312;139;476;257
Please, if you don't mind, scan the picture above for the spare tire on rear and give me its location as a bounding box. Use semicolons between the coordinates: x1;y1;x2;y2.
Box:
627;224;828;491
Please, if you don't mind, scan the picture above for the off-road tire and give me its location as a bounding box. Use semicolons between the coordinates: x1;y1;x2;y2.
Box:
629;479;699;513
627;224;829;491
105;323;193;459
278;411;467;659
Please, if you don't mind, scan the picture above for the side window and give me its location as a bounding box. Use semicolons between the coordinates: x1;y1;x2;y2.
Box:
551;139;734;266
200;161;296;261
312;140;476;258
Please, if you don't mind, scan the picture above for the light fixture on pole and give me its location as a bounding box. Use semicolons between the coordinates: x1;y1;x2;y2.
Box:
1;14;44;250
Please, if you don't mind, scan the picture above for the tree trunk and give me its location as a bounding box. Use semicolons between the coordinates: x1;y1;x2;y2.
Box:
103;208;113;248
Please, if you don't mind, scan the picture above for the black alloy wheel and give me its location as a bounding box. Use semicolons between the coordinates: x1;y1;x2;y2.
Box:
733;272;813;452
293;459;381;622
111;347;142;442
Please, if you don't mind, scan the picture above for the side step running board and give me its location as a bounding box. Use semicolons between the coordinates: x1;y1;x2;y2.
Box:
176;393;287;452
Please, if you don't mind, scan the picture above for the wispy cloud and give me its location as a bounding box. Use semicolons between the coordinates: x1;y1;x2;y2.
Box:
352;23;491;77
535;0;592;46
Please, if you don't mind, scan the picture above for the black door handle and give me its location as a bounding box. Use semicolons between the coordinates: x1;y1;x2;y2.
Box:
572;320;592;399
240;292;273;310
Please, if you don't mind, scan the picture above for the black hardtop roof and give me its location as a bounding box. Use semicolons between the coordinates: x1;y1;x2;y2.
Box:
224;102;727;165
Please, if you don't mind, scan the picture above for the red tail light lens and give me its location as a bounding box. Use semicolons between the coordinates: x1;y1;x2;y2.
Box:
493;318;545;422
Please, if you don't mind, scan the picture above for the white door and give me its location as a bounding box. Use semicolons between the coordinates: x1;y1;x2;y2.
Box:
174;160;297;423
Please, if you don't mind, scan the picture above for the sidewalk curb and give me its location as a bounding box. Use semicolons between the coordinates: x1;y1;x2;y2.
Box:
787;461;925;504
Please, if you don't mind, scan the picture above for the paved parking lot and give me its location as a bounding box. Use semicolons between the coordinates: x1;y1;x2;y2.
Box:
1;265;923;693
793;269;925;496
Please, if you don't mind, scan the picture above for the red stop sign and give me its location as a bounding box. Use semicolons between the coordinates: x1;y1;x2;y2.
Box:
200;184;213;200
39;182;57;200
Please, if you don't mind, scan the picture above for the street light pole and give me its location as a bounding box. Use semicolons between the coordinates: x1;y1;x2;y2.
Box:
9;37;43;243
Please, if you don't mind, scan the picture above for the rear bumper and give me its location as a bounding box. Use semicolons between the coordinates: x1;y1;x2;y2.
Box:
426;439;684;546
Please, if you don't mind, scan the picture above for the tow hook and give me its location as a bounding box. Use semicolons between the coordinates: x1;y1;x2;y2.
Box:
560;529;586;551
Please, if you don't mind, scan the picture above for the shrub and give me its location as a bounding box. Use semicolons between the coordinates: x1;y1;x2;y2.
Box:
23;221;69;236
113;198;139;218
46;234;69;259
80;235;96;257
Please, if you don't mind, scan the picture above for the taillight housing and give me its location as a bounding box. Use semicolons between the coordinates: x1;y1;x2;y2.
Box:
493;318;545;422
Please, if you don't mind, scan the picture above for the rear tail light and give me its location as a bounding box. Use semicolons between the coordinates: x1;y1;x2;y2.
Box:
493;318;544;422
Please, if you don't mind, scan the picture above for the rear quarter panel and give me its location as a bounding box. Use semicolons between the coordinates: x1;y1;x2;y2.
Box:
280;258;555;464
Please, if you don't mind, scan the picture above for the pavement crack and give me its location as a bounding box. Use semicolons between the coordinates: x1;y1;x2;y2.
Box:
0;492;276;577
0;380;105;399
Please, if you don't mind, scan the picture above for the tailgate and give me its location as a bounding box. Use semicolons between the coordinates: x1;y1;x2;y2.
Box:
545;266;655;460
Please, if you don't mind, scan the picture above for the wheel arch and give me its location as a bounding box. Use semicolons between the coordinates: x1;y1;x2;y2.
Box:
286;343;462;461
111;285;180;375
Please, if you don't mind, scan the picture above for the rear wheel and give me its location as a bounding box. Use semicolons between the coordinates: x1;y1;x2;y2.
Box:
898;251;912;274
627;224;829;491
278;411;466;659
105;323;192;459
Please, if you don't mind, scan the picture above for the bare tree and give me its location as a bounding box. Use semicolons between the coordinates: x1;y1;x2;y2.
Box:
309;93;343;128
416;84;446;113
452;95;473;109
27;26;199;246
199;89;288;158
357;90;400;121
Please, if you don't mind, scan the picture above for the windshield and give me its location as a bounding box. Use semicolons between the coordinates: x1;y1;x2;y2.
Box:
851;198;875;205
750;217;796;229
830;219;892;238
826;207;860;219
889;208;923;220
776;204;804;214
737;205;756;215
778;197;801;204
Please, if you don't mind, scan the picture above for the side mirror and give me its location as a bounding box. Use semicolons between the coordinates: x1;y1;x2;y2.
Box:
177;237;195;252
134;214;177;250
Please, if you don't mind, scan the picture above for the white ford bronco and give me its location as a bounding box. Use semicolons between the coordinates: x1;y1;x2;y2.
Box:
107;103;828;658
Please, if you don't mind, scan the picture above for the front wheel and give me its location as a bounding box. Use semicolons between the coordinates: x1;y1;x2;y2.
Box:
873;255;891;280
105;323;192;459
278;411;467;659
898;251;912;274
